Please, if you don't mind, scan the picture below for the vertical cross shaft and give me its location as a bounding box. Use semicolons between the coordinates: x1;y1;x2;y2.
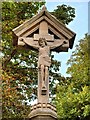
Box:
34;21;54;41
37;21;52;104
39;21;48;35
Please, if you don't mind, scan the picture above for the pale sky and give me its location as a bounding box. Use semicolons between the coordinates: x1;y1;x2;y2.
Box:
45;2;88;77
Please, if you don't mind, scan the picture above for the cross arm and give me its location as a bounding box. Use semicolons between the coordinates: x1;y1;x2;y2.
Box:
50;39;69;51
18;37;39;50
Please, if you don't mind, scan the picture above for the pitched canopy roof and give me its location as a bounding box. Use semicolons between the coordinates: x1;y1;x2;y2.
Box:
12;6;76;49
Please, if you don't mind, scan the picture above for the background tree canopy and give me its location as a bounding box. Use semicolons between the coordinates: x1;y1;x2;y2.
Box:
2;2;45;118
50;4;75;25
1;2;77;119
56;34;90;120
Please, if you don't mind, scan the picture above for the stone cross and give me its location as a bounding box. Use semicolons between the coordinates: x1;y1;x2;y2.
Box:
18;21;69;104
12;6;76;119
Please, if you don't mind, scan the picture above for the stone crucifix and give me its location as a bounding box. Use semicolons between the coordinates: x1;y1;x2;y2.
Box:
18;21;69;103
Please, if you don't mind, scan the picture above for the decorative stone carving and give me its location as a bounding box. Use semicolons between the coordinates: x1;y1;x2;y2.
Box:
21;37;67;97
12;5;76;120
29;103;57;120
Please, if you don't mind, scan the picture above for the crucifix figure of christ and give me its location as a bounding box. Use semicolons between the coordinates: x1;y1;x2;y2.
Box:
18;21;69;103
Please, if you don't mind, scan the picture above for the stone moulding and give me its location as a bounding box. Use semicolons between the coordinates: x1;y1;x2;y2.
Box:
12;6;76;51
29;103;57;119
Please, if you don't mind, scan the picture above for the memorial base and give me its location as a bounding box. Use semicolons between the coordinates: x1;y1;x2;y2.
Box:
28;103;57;120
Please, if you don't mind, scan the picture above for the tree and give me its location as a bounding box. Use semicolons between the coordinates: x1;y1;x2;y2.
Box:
2;2;45;118
2;2;75;118
56;34;90;120
50;4;75;25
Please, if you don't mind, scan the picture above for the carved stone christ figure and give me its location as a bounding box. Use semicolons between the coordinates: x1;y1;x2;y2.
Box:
38;38;51;90
21;37;67;93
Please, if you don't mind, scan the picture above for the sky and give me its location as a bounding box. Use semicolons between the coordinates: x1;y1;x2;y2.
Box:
45;1;88;77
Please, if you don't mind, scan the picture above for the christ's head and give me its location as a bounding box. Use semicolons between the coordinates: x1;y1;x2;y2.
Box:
38;38;47;47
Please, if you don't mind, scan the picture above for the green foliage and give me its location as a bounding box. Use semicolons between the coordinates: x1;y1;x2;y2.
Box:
2;71;31;118
2;2;45;118
51;4;75;25
56;34;90;120
67;34;89;86
56;83;90;120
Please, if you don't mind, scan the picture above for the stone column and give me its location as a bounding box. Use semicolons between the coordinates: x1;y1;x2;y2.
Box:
28;69;57;120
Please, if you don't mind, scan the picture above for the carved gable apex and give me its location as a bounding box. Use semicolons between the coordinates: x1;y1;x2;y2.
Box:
12;6;76;49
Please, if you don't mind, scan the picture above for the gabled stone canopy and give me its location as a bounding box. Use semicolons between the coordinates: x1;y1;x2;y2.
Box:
12;6;76;51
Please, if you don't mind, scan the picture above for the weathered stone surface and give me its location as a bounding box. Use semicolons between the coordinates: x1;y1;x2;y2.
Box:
22;37;66;103
12;6;76;50
29;116;57;120
12;5;76;120
28;103;57;120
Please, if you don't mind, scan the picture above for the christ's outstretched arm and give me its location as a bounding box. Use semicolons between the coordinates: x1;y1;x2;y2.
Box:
50;39;69;50
18;37;39;50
